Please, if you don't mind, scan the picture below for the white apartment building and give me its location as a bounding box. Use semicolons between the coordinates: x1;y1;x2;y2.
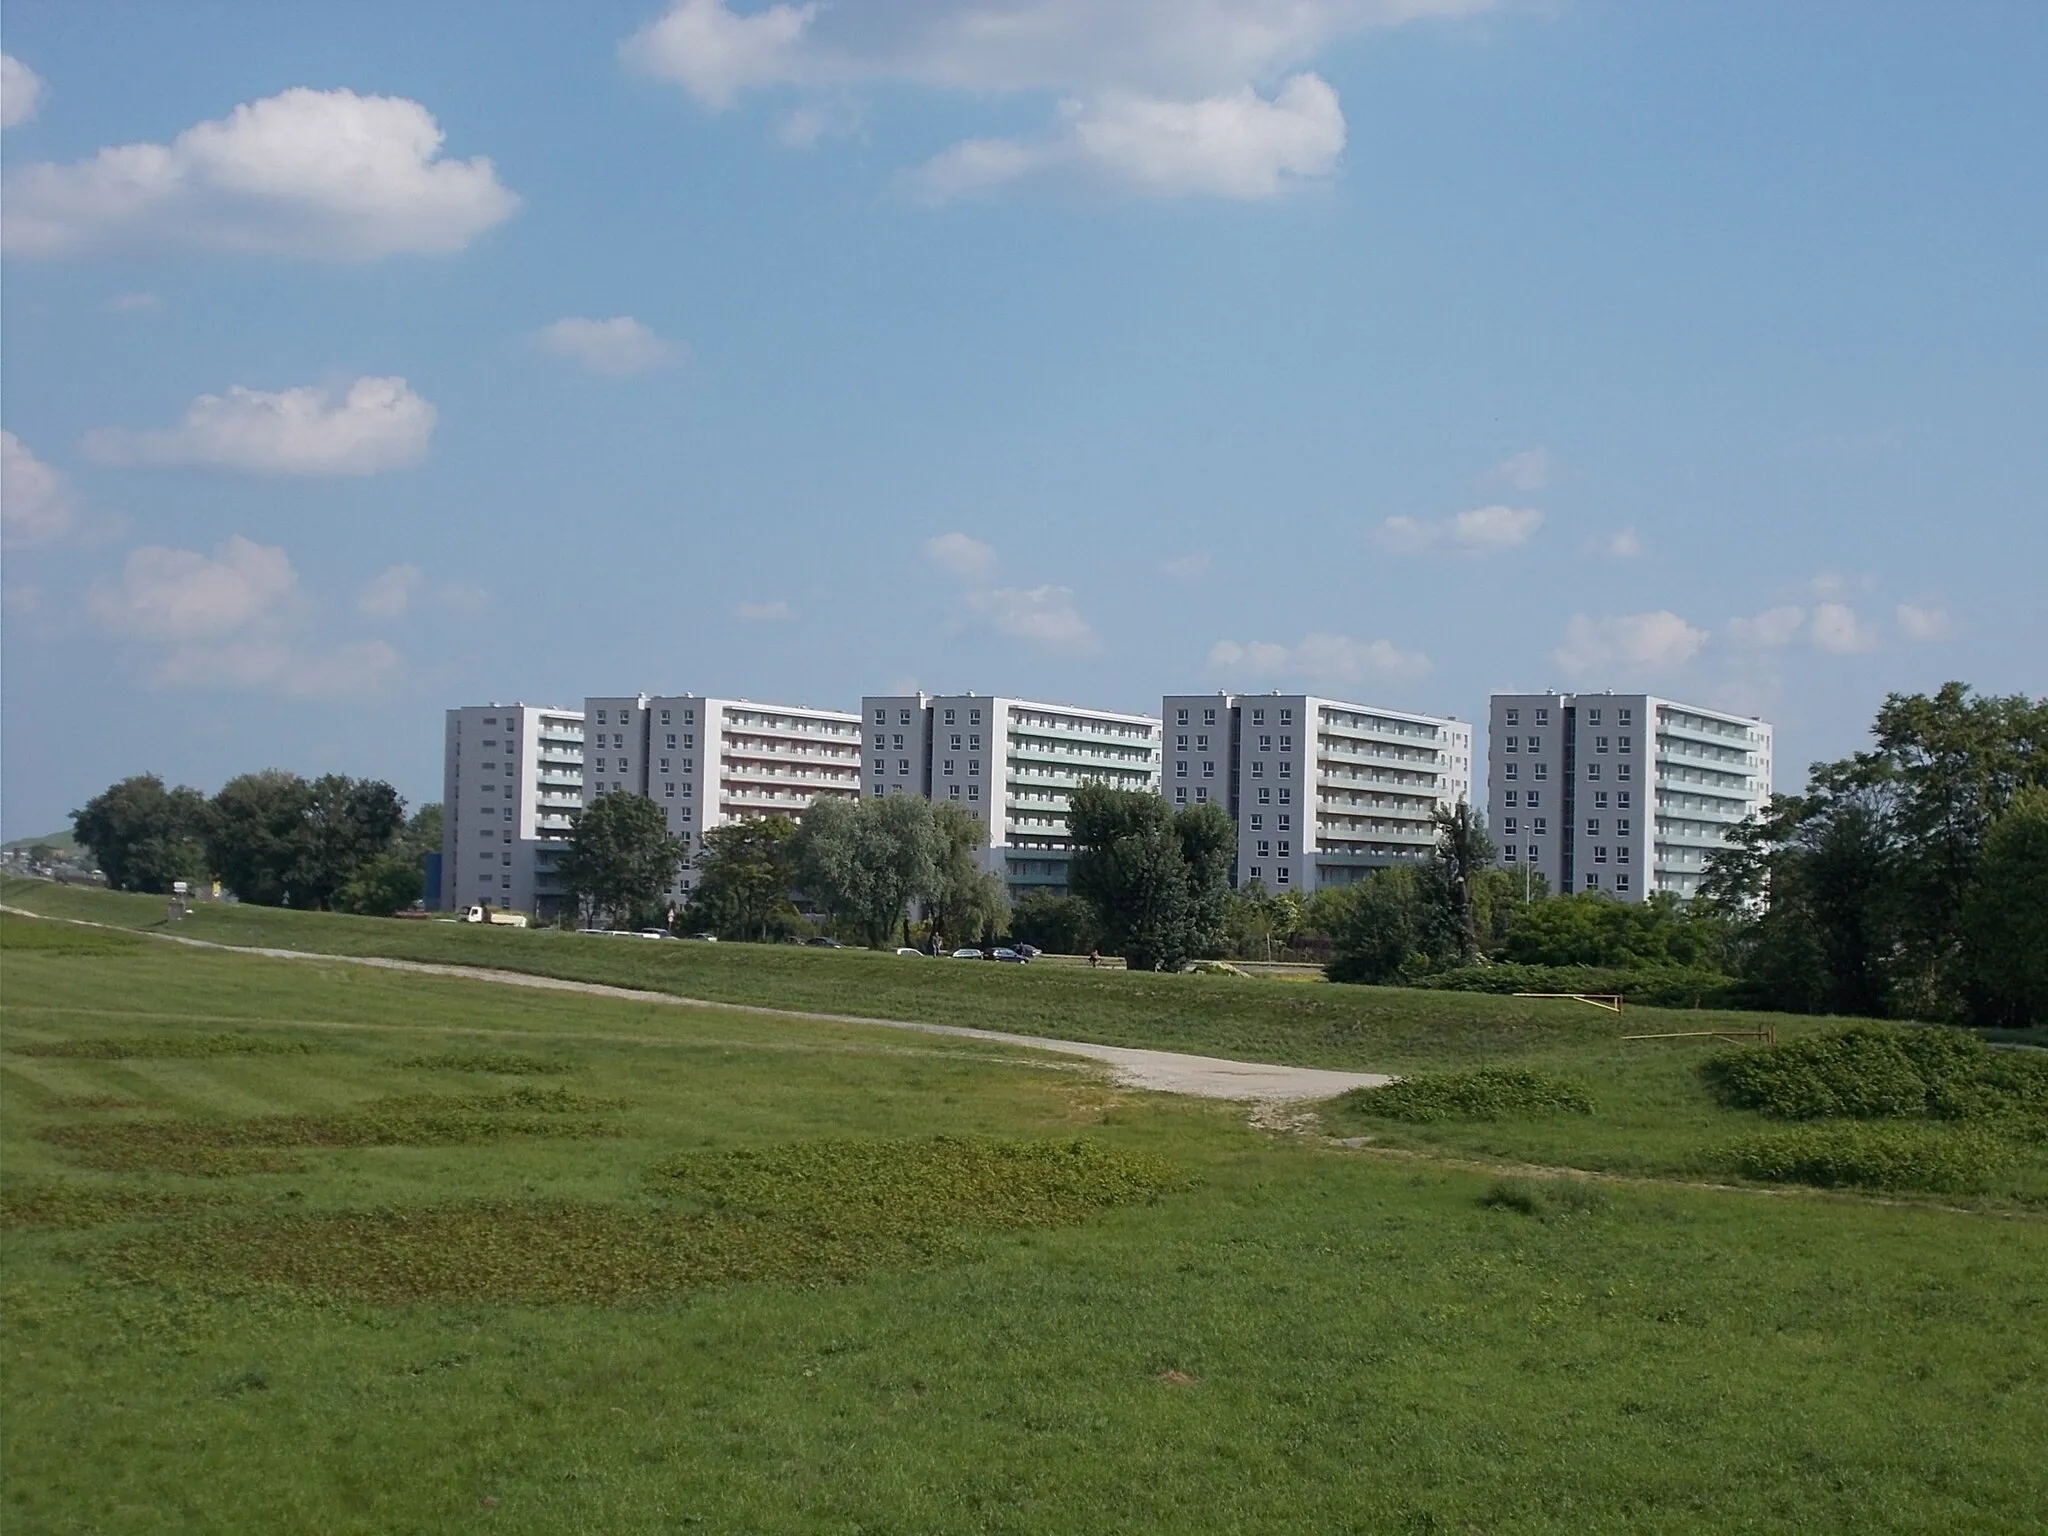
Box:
1163;693;1474;894
861;692;1161;898
1486;691;1772;902
440;703;585;916
583;693;863;901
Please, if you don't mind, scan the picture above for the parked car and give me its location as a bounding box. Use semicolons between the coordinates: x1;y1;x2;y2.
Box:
806;936;846;949
1012;943;1041;959
989;948;1028;963
687;932;719;943
894;947;924;957
950;948;985;961
462;905;528;928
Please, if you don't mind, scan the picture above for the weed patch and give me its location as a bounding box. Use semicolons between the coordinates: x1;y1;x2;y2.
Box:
1338;1069;1594;1124
1703;1025;2048;1126
113;1137;1181;1304
9;1033;313;1061
1713;1122;2014;1194
1478;1177;1608;1219
400;1050;575;1075
34;1088;625;1175
1;1182;223;1229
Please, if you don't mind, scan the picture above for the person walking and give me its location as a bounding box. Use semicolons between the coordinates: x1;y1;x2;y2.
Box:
1088;948;1100;969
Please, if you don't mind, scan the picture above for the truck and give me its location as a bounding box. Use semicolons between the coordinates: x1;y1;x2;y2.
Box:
462;905;529;928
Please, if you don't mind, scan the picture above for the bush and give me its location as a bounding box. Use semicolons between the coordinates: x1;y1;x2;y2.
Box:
1715;1122;2013;1194
1478;1177;1607;1219
1341;1068;1593;1124
1701;1024;2048;1129
1415;963;1751;1010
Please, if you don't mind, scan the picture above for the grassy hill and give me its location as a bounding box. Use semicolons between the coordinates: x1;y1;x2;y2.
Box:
3;907;2043;1530
1;829;78;855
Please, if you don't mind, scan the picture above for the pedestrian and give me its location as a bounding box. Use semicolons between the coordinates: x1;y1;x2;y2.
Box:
1088;948;1100;969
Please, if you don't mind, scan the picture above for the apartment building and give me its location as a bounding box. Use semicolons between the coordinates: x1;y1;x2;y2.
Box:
439;703;585;916
1163;692;1474;893
582;693;863;901
861;692;1161;897
1486;691;1772;902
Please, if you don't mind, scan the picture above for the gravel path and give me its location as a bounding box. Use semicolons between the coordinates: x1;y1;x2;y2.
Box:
5;909;1391;1103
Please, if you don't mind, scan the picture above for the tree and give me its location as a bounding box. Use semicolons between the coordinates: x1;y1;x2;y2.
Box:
1325;866;1455;984
1067;782;1193;972
335;853;424;917
1010;891;1099;955
560;792;684;928
1431;802;1495;964
1176;801;1238;959
71;775;210;893
924;803;1008;948
688;816;799;940
207;771;317;906
399;803;443;867
1963;787;2048;1028
790;795;939;948
296;775;407;911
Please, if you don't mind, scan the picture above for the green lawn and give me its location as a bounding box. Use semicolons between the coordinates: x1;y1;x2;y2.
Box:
4;905;2046;1531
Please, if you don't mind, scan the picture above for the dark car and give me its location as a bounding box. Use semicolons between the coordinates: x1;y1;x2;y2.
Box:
1012;943;1041;959
989;948;1028;963
806;936;846;949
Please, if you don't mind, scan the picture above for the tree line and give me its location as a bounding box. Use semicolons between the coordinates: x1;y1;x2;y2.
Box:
71;772;440;916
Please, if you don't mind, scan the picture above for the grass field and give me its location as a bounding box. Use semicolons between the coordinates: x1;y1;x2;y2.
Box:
3;893;2047;1530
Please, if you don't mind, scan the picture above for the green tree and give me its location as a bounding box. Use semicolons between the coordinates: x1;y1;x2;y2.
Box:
687;816;799;940
296;775;408;910
1009;891;1099;955
334;852;425;917
1067;782;1193;972
1431;802;1495;964
1963;787;2048;1027
1176;801;1238;959
924;803;1008;949
71;775;210;893
207;771;317;906
399;803;443;867
560;792;685;928
1503;889;1725;971
790;795;939;949
1325;865;1455;984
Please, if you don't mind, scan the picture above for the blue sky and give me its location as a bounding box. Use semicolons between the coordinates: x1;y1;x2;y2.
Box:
3;1;2042;838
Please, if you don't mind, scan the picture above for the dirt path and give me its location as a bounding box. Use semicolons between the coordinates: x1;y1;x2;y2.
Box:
3;908;1392;1103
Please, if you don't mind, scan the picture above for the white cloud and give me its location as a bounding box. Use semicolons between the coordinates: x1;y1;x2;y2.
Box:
2;87;518;260
1594;527;1644;559
1376;504;1543;557
1161;551;1211;581
1;431;76;548
356;564;424;620
915;74;1345;201
1895;602;1953;643
1728;605;1805;650
1209;631;1430;686
2;53;43;129
1809;602;1880;655
106;291;162;313
533;316;678;377
735;599;795;622
82;376;435;476
87;535;400;696
625;2;1490;199
1553;610;1708;675
966;584;1095;651
1492;447;1551;491
922;530;998;582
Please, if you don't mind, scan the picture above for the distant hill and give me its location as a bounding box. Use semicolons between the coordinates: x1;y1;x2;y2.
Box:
3;830;80;854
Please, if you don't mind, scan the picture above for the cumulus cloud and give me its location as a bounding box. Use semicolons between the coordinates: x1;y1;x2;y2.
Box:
87;535;400;696
2;87;518;259
1809;602;1881;655
965;584;1095;651
1209;631;1430;686
1492;447;1551;491
1;431;76;549
624;1;1491;198
1;53;43;129
1727;605;1805;650
914;74;1345;200
533;316;678;376
1895;602;1953;643
356;564;424;620
1552;610;1708;675
1593;527;1644;559
82;376;435;476
922;530;998;583
1376;504;1543;557
735;599;795;622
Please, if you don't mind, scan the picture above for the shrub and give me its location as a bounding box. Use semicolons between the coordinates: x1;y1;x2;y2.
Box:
1341;1069;1593;1124
1416;962;1750;1010
1715;1123;2013;1194
1702;1024;2047;1126
1477;1177;1607;1219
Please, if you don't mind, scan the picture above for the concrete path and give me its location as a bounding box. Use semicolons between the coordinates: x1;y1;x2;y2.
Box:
4;908;1392;1103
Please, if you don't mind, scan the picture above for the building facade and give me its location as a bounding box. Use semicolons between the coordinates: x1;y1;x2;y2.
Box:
439;703;585;916
860;692;1161;898
1163;692;1474;893
583;693;863;902
1485;691;1772;902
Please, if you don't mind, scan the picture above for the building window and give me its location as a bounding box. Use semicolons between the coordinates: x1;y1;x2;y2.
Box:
1618;736;1632;754
1251;709;1265;726
1618;708;1633;726
948;784;961;800
898;760;910;775
1532;817;1547;834
1257;840;1271;858
1174;787;1187;803
970;709;982;725
1279;735;1292;752
1586;763;1602;781
1276;866;1291;885
1587;818;1601;835
1251;761;1264;778
1250;867;1262;882
1505;762;1519;781
593;758;606;772
943;759;955;775
501;852;512;866
944;709;956;725
1504;845;1518;862
873;709;886;724
1278;761;1292;777
594;709;607;725
1596;736;1610;754
1257;787;1271;805
1258;734;1272;752
1592;790;1608;809
659;757;670;773
1277;787;1291;804
660;710;671;725
1277;840;1291;857
1615;873;1631;892
1250;814;1264;830
664;783;676;798
1589;709;1603;727
1175;734;1189;750
1584;873;1598;889
1527;790;1541;808
1617;763;1632;782
1504;817;1518;836
969;734;981;750
1203;709;1217;725
1175;760;1188;778
1505;708;1520;726
1527;844;1539;861
1534;762;1548;781
1202;761;1216;779
892;734;905;750
1195;787;1209;803
682;808;694;821
1277;813;1291;831
1504;735;1518;753
1617;791;1632;810
1594;846;1608;864
967;784;980;801
1616;818;1631;836
1617;844;1631;863
1536;708;1550;726
1176;709;1189;726
1195;734;1209;751
898;709;912;726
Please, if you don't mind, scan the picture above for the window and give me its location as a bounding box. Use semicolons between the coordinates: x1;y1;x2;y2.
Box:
1505;708;1520;726
501;852;512;866
1203;761;1216;779
873;709;886;724
1504;845;1518;861
1176;734;1188;750
1257;840;1271;858
1617;791;1632;809
666;733;678;749
1195;787;1209;803
1504;789;1519;807
1505;735;1518;753
1504;817;1519;836
1276;866;1291;885
1528;844;1540;860
898;760;910;776
501;808;513;822
874;782;885;795
967;784;980;801
1250;866;1263;882
968;760;980;775
1175;760;1188;778
1277;840;1291;857
1249;813;1265;831
1278;760;1292;777
1615;873;1631;892
1196;734;1209;750
1586;762;1602;781
1596;735;1610;754
593;757;606;772
1585;873;1599;890
1258;734;1272;752
946;734;960;750
898;709;912;726
892;734;905;750
1534;762;1549;781
1587;818;1601;835
1251;709;1265;726
1277;787;1291;804
1279;735;1293;752
660;710;671;725
1532;817;1548;834
595;709;607;725
1617;763;1632;782
948;784;961;800
1203;709;1216;726
1251;761;1264;778
664;783;676;798
682;808;694;822
873;734;886;749
1505;762;1520;781
1594;846;1608;864
944;709;956;725
1589;708;1603;727
1175;708;1191;726
1277;813;1292;831
1256;787;1271;805
969;734;981;751
1618;708;1633;726
1617;844;1631;863
1536;708;1550;726
970;709;982;725
1594;790;1608;809
1174;787;1187;803
684;711;694;725
1616;817;1631;836
871;759;884;776
1618;736;1632;754
943;759;955;775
